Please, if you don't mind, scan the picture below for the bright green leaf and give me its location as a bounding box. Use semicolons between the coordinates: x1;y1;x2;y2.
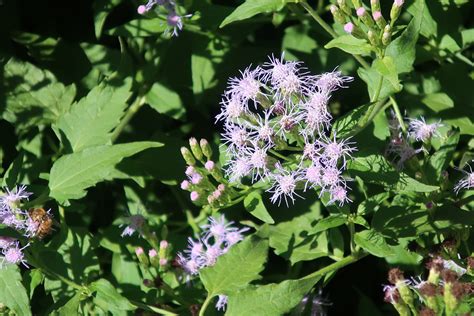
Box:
220;0;290;27
0;264;31;316
325;35;372;56
354;230;393;257
243;191;274;224
421;93;454;112
200;236;268;297
108;19;167;37
49;142;162;202
372;57;401;91
146;82;185;120
90;279;135;315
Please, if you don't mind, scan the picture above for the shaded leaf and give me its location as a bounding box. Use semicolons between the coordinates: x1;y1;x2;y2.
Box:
220;0;291;27
145;83;185;120
0;264;31;316
244;191;274;224
354;230;392;257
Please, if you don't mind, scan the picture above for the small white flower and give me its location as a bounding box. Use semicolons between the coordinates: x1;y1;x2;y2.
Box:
267;164;303;206
454;163;474;194
215;294;228;311
408;117;442;142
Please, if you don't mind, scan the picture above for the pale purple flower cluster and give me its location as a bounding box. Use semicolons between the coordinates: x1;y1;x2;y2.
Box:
408;117;442;142
0;185;36;267
454;162;474;194
137;0;191;36
177;215;248;311
121;214;146;237
216;54;356;206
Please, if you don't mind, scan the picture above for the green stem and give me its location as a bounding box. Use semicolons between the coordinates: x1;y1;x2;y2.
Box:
111;96;146;142
199;295;213;316
129;300;178;316
372;75;384;103
389;96;407;133
301;251;368;281
348;221;356;253
300;1;370;70
269;149;293;162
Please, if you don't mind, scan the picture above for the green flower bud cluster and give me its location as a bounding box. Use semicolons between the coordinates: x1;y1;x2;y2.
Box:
330;0;406;52
180;138;237;208
384;257;473;316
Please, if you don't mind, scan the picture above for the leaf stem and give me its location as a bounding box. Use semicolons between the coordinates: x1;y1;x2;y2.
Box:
199;295;213;316
300;1;370;70
111;96;146;142
269;149;292;162
389;96;407;133
302;251;368;281
371;75;384;103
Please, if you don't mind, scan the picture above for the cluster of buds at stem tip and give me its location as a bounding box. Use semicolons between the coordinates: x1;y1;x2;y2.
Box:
384;257;473;316
136;0;191;37
331;0;406;49
136;240;171;272
180;138;234;208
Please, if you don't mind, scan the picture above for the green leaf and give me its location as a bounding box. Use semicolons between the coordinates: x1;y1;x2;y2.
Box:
220;0;290;27
427;130;459;182
312;215;347;233
269;208;329;264
191;54;216;102
385;0;425;74
0;264;31;316
90;279;134;315
348;155;439;192
332;103;370;138
226;276;320;316
145;83;185;120
54;293;82;316
325;35;372;55
354;230;393;257
23;269;44;300
421;93;454;112
372;57;401;91
93;0;121;39
200;236;268;297
243;191;274;224
55;82;131;152
358;64;402;101
49;142;162;202
3;58;76;132
108;19;167;37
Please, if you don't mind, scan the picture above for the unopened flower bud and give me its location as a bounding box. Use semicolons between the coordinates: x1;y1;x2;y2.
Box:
443;279;460;314
218;184;225;192
200;139;213;159
344;22;365;39
368;29;380;47
372;11;387;29
351;0;361;8
143;279;154;287
135;247;149;266
337;0;351;15
180;180;190;190
159;258;168;266
382;25;392;46
419;283;440;313
388;268;415;310
205;160;215;171
160;240;169;250
185;165;195;176
189;137;203;161
427;257;443;284
344;22;354;34
370;0;380;13
137;5;147;15
390;0;404;22
330;5;346;24
357;7;375;28
467;256;474;275
181;147;196;166
149;249;160;267
190;191;199;202
207;194;217;206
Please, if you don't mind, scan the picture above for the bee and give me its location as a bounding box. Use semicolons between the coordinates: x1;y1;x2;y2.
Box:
28;208;53;239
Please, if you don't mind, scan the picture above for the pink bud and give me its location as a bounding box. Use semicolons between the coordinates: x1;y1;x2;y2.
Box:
185;166;195;176
394;0;404;7
356;7;366;17
149;249;158;258
330;5;338;14
205;160;215;171
159;258;168;266
344;22;354;34
137;5;147;15
207;195;215;204
212;190;222;199
180;180;190;190
217;184;225;192
372;11;382;21
190;191;199;201
135;247;144;256
160;240;169;249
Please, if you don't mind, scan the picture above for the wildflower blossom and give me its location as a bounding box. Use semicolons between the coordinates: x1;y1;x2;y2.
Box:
136;0;191;36
121;214;146;237
1;241;28;268
267;164;303;206
408;117;442;142
0;185;32;211
227;67;263;105
344;22;354;34
454;163;474;194
215;295;228;311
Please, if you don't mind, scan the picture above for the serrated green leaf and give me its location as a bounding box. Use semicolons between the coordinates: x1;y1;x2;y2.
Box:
332;103;370;138
3;58;76;132
0;264;31;316
385;0;425;74
421;93;454;112
348;155;439;192
269;209;329;264
93;0;121;39
55;82;131;152
325;35;372;55
220;0;290;27
145;83;185;120
243;191;274;224
354;230;392;257
226;276;320;316
200;236;268;297
49;142;162;202
90;279;134;315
